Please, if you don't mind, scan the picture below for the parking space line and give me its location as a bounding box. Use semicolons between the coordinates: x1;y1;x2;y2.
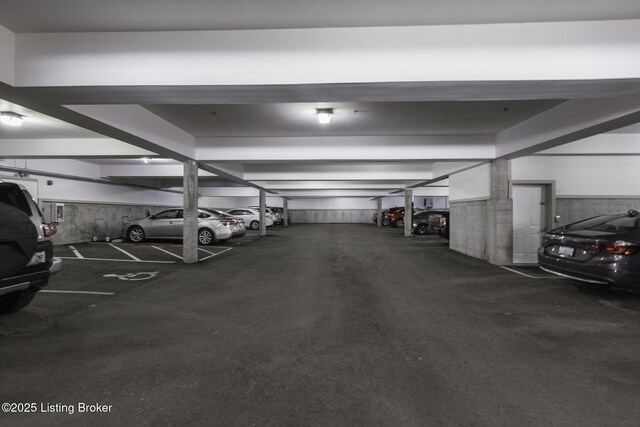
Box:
40;290;115;296
68;245;84;259
152;245;183;260
500;266;564;279
200;247;232;261
58;256;175;264
108;243;142;261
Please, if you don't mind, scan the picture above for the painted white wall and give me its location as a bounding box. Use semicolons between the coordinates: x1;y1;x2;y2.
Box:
412;186;449;197
381;197;406;209
6;158;102;179
290;198;377;210
14;20;640;86
0;159;182;206
0;24;15;85
512;156;640;196
37;177;183;206
199;196;284;210
449;163;491;201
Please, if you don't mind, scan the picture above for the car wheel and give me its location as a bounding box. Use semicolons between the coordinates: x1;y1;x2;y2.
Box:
0;290;35;315
128;226;145;243
382;219;390;226
198;228;214;246
415;224;429;235
396;219;404;228
250;220;259;230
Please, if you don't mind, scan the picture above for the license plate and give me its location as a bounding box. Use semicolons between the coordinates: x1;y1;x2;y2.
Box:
27;251;46;266
558;246;575;257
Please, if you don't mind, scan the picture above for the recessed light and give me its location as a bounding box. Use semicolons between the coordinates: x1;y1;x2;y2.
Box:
0;112;23;126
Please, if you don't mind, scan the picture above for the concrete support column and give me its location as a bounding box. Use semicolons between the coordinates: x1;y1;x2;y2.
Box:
486;159;513;265
404;189;413;237
283;198;289;227
183;160;199;264
377;198;383;227
259;190;267;236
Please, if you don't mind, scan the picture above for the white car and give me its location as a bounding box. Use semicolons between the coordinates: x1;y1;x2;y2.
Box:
226;208;274;230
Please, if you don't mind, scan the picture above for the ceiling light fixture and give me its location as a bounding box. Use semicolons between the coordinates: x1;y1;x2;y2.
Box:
316;108;333;124
0;112;24;127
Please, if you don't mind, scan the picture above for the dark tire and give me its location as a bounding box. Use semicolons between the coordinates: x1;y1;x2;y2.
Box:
250;221;259;230
382;219;390;226
396;219;404;228
128;226;145;243
198;228;214;245
415;224;429;235
0;290;36;315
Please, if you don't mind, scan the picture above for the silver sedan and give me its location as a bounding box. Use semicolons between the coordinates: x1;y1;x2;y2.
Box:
121;208;232;245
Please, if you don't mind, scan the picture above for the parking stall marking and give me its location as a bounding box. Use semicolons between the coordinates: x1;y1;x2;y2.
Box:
199;247;232;261
108;243;142;261
40;290;115;296
68;245;85;259
58;256;176;264
56;242;232;263
151;245;183;260
500;266;565;280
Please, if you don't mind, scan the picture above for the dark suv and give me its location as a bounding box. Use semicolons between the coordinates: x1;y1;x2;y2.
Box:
411;209;450;235
0;182;59;314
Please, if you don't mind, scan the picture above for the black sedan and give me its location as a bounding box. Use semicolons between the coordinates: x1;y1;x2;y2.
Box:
538;210;640;290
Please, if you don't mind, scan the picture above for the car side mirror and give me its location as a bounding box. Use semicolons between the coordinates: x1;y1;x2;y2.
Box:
149;215;156;220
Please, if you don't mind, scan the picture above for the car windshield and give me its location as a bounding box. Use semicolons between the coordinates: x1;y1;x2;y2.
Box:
565;213;640;232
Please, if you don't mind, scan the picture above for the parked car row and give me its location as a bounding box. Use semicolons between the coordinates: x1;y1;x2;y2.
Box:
121;206;286;244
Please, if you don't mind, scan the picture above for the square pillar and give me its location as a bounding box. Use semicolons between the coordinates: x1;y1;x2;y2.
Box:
377;198;383;227
259;190;267;236
487;159;513;265
283;198;289;227
183;160;199;264
404;189;413;237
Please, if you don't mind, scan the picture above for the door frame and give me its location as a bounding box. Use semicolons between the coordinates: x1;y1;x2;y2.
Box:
509;180;556;264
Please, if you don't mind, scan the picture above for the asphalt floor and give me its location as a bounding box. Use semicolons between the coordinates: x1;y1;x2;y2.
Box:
0;224;639;426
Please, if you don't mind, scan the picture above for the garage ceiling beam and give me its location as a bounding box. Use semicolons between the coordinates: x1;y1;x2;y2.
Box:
197;136;494;162
0;138;154;158
496;98;640;158
11;21;640;87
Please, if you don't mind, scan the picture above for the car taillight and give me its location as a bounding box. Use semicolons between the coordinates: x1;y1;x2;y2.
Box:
42;222;57;237
599;241;638;255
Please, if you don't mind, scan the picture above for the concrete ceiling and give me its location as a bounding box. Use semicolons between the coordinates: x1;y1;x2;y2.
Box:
1;4;640;199
1;0;639;33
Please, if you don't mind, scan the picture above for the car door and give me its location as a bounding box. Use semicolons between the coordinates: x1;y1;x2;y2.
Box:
146;209;181;238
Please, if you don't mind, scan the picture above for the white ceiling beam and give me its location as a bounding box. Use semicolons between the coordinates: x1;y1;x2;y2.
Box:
243;163;433;181
495;98;640;158
0;138;154;157
536;133;640;155
197;136;493;162
99;164;216;178
258;181;412;190
66;104;196;160
277;190;401;198
0;25;14;86
13;20;640;87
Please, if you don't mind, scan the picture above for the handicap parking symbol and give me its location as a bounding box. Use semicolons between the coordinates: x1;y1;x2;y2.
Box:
103;272;159;281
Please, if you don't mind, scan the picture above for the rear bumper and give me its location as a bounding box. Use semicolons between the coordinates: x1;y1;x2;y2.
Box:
538;250;640;290
0;268;50;297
